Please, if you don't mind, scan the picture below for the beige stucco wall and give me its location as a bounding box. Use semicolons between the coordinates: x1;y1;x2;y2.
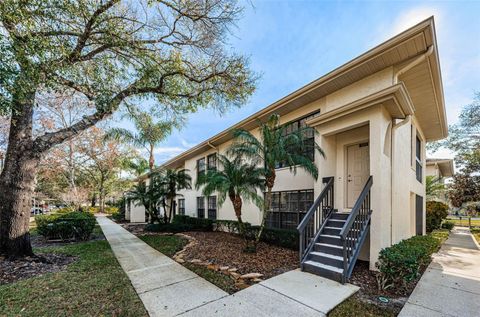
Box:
426;165;440;178
139;66;430;270
130;201;146;223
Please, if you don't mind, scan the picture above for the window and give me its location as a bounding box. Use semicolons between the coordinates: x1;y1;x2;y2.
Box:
415;195;424;235
178;199;185;215
207;196;217;220
415;134;422;182
277;111;319;168
197;197;205;218
207;153;217;171
197;157;206;179
267;189;314;230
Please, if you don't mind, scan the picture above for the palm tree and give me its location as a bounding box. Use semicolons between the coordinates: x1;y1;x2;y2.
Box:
229;113;325;245
128;172;165;223
196;154;264;247
124;157;150;177
105;110;173;171
158;168;192;223
426;175;445;201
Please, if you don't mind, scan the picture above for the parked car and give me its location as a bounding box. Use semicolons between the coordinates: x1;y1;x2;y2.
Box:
31;207;44;215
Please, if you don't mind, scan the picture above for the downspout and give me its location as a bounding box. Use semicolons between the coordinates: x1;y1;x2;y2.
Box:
393;46;434;84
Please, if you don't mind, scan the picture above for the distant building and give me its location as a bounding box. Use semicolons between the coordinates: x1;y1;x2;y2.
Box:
426;158;454;204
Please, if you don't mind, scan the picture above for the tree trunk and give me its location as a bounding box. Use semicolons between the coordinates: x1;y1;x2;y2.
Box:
91;193;97;207
255;170;276;246
148;144;155;171
0;91;40;257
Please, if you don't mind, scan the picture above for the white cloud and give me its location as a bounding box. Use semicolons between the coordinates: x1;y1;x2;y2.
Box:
180;138;197;149
391;7;442;37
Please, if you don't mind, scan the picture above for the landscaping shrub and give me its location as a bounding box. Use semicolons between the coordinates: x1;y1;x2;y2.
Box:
172;215;213;231
251;226;298;250
145;215;213;233
441;221;455;230
36;212;96;241
104;206;119;214
54;206;75;214
376;232;443;292
214;220;298;250
145;223;193;233
214;219;243;233
426;201;449;232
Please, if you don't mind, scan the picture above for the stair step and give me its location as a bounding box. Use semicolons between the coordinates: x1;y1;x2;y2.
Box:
326;219;346;228
330;213;350;220
310;251;343;261
309;251;344;268
318;234;341;245
304;260;343;273
323;226;342;235
303;260;344;282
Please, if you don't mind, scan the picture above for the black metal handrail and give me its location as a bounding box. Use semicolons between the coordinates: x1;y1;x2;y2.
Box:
340;176;373;283
297;177;334;262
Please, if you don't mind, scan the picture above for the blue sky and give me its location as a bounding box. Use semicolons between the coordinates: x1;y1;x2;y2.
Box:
129;0;480;164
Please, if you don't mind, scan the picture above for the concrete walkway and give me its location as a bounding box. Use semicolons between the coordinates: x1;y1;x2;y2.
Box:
97;216;358;316
399;227;480;317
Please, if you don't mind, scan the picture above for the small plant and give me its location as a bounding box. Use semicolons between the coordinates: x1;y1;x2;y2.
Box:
441;221;454;230
426;201;449;232
36;212;96;241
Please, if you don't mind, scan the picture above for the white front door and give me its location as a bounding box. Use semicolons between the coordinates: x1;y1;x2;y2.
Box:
346;142;370;208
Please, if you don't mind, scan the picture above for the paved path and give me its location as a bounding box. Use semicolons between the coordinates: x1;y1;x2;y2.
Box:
399;227;480;317
97;216;358;316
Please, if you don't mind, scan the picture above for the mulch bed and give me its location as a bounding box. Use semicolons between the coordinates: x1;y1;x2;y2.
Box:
181;231;298;278
0;253;76;285
348;261;407;314
121;223;148;236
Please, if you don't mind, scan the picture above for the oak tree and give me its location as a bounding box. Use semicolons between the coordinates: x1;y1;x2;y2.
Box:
0;0;256;256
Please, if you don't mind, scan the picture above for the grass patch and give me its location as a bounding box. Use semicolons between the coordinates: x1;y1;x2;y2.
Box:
430;228;450;244
183;262;237;294
446;217;480;228
328;296;397;317
471;228;480;244
0;240;147;317
139;234;188;257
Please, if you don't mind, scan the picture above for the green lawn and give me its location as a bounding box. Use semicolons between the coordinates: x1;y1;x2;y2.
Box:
329;296;397;317
446;217;480;228
139;234;188;257
0;240;147;317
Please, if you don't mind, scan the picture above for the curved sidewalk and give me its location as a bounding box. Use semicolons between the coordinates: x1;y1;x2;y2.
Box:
97;216;228;316
399;227;480;317
97;216;357;317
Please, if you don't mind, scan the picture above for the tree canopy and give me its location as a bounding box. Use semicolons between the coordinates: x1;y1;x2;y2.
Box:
0;0;256;151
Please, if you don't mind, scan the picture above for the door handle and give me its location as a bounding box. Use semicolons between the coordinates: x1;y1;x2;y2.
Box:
347;174;352;182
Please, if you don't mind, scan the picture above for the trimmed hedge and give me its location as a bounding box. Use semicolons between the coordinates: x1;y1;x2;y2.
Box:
214;219;298;250
251;226;298;250
36;212;96;241
145;215;213;233
376;230;447;291
145;216;298;250
172;215;213;231
426;201;449;232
